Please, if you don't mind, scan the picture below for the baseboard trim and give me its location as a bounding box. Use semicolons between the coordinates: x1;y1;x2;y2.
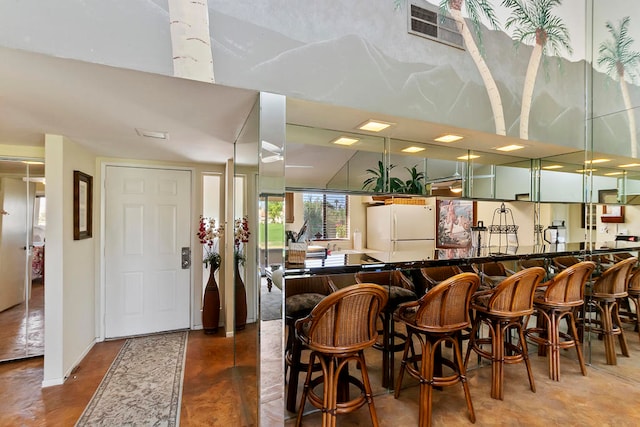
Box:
41;338;97;388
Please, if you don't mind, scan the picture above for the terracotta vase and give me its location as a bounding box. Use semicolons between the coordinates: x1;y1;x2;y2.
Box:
235;261;247;330
202;267;221;334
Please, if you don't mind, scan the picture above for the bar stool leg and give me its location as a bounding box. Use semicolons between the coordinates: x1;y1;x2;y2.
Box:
567;311;587;376
358;351;380;427
394;329;413;398
602;301;617;365
549;310;560;381
613;301;630;357
519;322;536;393
492;320;504;400
452;336;475;423
286;334;304;412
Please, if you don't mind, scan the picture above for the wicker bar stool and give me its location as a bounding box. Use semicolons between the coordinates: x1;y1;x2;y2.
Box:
394;272;480;427
294;283;388;427
464;267;546;400
525;261;595;381
419;265;463;292
582;257;637;365
620;268;640;341
355;270;417;389
552;255;581;271
471;261;514;289
284;275;337;412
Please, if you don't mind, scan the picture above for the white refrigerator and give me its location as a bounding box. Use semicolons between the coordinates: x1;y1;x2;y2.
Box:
366;204;436;262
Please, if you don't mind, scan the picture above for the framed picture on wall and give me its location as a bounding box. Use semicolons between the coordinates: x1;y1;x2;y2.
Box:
436;199;475;249
73;170;93;240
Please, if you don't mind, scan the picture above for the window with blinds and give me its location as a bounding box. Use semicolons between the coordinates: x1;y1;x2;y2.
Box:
302;193;349;240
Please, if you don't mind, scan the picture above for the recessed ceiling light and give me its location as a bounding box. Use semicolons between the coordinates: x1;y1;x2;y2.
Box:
22;177;45;184
22;161;44;165
331;136;359;146
435;134;464;143
495;144;525;152
262;154;283;163
576;168;597;173
618;163;640;168
586;158;611;164
285;165;314;169
605;171;624;176
401;146;426;153
450;187;463;193
457;154;480;160
357;120;394;132
542;165;563;170
136;128;169;139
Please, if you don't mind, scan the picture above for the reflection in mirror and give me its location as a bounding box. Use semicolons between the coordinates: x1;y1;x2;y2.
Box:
285;124;385;191
255;93;287;424
0;159;45;361
234;96;260;423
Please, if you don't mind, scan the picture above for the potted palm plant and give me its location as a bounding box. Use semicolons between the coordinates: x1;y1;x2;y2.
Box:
362;160;403;193
363;162;426;195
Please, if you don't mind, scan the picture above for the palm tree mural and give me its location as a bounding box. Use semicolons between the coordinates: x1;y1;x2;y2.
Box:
168;0;215;83
598;17;640;158
439;0;506;136
502;0;572;140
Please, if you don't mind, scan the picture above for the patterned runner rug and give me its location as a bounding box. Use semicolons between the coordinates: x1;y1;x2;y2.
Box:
76;330;188;427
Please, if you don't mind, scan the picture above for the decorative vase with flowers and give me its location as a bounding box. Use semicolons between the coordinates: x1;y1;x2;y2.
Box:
234;215;251;330
197;216;223;334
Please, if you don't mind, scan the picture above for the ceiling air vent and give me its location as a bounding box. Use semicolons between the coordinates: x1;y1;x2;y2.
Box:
408;2;464;50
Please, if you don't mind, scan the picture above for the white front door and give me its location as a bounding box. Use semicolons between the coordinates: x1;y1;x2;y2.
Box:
104;166;191;338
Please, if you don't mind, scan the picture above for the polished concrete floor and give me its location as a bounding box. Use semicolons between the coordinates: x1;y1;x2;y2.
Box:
279;321;640;427
0;325;258;426
2;314;640;425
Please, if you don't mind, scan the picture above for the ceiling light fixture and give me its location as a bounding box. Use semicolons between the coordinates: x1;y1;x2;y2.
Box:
22;161;44;165
618;163;640;168
331;136;359;146
435;134;464;143
285;165;314;169
586;158;611;164
542;165;563;170
262;155;283;163
450;186;463;193
136;128;169;140
576;168;597;173
495;144;525;152
357;120;394;132
604;172;624;176
401;146;426;153
457;154;480;160
22;177;46;184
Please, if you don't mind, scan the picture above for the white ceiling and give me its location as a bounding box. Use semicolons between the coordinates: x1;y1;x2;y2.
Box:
0;46;259;164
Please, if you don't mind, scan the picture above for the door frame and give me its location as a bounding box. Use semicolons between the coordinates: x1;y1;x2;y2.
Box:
98;162;196;341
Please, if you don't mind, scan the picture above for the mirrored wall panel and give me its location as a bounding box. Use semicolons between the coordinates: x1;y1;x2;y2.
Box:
0;158;45;361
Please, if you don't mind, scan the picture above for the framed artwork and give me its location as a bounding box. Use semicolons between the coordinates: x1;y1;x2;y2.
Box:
601;204;625;223
73;170;93;240
436;199;476;249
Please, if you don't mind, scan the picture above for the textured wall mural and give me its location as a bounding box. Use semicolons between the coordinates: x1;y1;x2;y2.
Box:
207;0;587;149
0;0;639;157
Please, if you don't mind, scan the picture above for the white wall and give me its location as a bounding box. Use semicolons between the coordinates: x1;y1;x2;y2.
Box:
43;134;97;386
